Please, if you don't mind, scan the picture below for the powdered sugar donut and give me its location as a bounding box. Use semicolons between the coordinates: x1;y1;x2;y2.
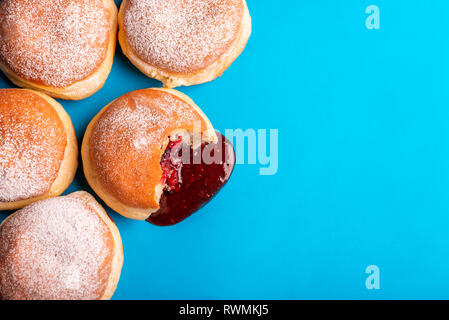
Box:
0;89;78;211
82;88;235;225
0;0;118;100
0;191;123;300
118;0;251;88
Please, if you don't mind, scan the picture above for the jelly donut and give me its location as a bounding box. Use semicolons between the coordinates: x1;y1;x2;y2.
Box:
0;0;118;100
0;191;123;300
118;0;251;88
82;88;235;225
0;89;78;211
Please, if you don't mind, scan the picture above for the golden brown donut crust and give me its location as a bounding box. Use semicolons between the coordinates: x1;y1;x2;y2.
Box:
0;89;78;211
0;191;124;300
0;0;118;100
82;88;216;220
118;0;251;88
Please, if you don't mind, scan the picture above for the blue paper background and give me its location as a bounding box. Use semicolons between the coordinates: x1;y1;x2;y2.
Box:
2;0;449;299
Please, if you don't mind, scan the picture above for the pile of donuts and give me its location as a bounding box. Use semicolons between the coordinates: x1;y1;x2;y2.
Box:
0;0;251;300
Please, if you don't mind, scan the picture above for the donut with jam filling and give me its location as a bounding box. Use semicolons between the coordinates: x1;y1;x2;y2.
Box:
82;88;235;225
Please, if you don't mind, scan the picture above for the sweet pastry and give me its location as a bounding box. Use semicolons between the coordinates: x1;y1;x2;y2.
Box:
118;0;251;88
82;88;235;225
0;0;118;100
0;89;78;211
0;191;124;300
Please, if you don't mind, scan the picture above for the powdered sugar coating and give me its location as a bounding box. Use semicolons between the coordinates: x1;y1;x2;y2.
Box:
0;89;67;203
89;89;207;208
0;194;114;300
93;91;199;150
0;0;110;88
123;0;243;73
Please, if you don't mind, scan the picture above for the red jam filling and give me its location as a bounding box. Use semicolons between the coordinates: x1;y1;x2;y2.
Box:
147;132;235;226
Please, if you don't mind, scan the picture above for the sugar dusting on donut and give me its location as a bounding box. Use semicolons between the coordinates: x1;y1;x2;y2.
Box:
0;194;113;300
0;90;67;203
123;0;243;73
92;91;200;152
0;0;110;88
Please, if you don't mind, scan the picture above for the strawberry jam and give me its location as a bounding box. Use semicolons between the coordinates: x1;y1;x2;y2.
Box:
147;132;235;226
